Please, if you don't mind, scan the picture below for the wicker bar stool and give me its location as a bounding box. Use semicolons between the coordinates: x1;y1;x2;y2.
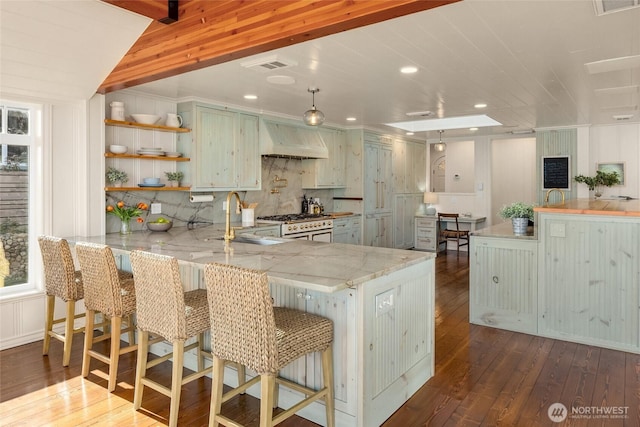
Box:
38;236;87;367
75;242;137;392
129;250;212;427
204;263;335;427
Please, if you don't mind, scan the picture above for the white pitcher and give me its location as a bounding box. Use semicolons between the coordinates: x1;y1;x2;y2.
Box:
166;113;183;128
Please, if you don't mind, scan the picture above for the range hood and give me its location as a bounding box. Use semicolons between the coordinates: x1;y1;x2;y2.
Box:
261;121;329;159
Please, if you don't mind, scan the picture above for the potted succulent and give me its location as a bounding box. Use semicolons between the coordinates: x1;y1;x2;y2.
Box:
165;171;184;187
499;202;534;235
574;170;620;198
106;167;128;187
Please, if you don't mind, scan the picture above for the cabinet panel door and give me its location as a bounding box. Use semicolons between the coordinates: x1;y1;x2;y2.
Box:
470;238;537;334
236;113;260;189
364;144;380;212
364;214;379;246
392;139;406;193
412;142;426;193
379;146;393;211
196;107;235;188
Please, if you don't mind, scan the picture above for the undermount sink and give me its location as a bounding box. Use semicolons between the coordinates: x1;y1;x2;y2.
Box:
216;235;286;245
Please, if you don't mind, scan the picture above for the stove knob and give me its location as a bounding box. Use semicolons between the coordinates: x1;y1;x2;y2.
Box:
288;225;293;231
294;225;298;231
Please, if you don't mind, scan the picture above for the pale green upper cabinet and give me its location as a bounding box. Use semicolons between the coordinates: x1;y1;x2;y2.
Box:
301;127;347;188
392;138;427;194
177;102;260;191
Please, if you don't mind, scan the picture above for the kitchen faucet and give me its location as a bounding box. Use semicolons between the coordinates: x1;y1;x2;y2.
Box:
224;191;243;243
544;188;565;204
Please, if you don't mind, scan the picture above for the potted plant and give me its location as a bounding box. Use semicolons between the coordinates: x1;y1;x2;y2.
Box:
574;170;620;198
499;202;534;235
106;167;128;187
165;171;184;187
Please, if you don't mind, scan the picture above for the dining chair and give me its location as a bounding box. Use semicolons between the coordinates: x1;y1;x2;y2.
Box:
437;213;470;256
129;250;211;427
38;236;86;367
204;262;335;427
75;242;137;392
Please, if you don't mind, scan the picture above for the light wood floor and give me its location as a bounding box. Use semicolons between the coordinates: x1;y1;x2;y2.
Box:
1;251;638;426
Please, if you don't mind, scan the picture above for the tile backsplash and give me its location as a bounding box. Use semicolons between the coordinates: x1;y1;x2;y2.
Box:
106;157;335;233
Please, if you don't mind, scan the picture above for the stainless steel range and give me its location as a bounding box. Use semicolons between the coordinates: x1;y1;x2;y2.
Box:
257;213;333;242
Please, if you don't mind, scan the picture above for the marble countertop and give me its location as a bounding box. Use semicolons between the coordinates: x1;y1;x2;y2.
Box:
535;198;640;217
66;224;433;294
470;221;537;240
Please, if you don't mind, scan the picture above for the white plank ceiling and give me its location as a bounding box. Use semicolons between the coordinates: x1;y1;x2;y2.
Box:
130;0;640;138
0;1;150;101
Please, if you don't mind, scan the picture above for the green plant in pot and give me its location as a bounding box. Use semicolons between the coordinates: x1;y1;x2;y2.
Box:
106;167;128;187
165;171;184;187
499;202;534;235
574;170;620;198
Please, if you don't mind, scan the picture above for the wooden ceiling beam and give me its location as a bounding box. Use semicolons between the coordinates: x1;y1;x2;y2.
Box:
99;0;459;93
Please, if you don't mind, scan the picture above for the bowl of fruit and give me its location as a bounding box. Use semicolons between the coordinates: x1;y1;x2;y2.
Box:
147;217;173;232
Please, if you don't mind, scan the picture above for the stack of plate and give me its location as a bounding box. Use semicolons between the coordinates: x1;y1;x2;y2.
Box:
137;147;165;156
165;151;182;158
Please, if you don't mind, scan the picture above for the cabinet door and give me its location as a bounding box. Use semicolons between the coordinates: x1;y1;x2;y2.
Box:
349;218;362;245
236;113;260;190
412;141;426;193
379;212;393;248
363;214;379;246
470;237;537;334
332;218;349;244
301;128;346;188
364;143;393;212
392;139;406;193
196;107;235;188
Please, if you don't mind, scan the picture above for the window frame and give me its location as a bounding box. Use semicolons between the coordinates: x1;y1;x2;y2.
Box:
0;100;44;298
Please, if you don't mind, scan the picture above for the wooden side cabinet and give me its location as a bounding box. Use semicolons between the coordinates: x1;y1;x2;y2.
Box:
414;216;438;252
469;235;538;334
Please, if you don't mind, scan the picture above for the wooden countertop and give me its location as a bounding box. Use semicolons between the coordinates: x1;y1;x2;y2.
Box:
535;198;640;217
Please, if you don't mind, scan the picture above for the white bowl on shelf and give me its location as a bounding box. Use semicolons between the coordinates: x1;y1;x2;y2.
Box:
165;151;182;157
109;145;128;154
131;114;161;125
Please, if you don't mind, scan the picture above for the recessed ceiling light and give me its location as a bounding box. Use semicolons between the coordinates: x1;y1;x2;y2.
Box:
386;114;502;132
469;127;478;131
244;94;258;100
400;66;418;74
346;117;357;122
406;132;414;136
474;103;487;109
266;75;296;85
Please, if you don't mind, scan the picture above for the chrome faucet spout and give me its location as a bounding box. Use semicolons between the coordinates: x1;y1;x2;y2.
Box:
224;191;243;243
545;188;565;204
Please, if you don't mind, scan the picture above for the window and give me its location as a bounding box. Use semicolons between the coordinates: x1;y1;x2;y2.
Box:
0;101;41;294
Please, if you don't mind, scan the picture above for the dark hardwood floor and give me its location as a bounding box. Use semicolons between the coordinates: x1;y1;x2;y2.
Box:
1;251;638;426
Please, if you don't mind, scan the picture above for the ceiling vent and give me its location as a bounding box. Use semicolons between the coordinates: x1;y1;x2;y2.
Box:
593;0;640;15
240;55;297;72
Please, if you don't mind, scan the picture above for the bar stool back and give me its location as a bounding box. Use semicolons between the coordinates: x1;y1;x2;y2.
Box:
129;250;211;427
204;262;335;427
38;236;86;367
75;242;137;392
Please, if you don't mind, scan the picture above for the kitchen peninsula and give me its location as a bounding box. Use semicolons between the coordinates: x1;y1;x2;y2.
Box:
68;225;436;427
470;199;640;354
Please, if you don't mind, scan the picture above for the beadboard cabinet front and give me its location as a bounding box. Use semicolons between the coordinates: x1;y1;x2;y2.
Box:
470;236;538;334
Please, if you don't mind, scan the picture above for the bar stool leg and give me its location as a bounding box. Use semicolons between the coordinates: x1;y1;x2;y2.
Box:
108;316;122;392
82;309;96;378
260;374;276;427
209;357;225;427
133;330;148;410
62;300;76;367
322;346;335;427
168;341;185;427
43;295;55;356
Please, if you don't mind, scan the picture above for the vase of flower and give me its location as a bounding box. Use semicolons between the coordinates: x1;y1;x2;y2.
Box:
106;167;129;188
498;201;535;235
106;200;148;234
120;219;131;235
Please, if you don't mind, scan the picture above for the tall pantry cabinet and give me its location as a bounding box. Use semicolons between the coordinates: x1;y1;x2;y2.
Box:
363;135;393;247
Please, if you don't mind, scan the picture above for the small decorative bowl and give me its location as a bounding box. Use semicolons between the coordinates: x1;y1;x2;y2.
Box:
142;177;161;185
131;114;161;125
147;221;173;232
109;144;127;154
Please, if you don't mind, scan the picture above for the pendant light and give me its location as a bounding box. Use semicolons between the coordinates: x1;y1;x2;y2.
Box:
433;130;446;152
303;88;325;126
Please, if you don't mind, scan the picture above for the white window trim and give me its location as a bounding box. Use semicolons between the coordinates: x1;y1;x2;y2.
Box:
0;100;45;299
